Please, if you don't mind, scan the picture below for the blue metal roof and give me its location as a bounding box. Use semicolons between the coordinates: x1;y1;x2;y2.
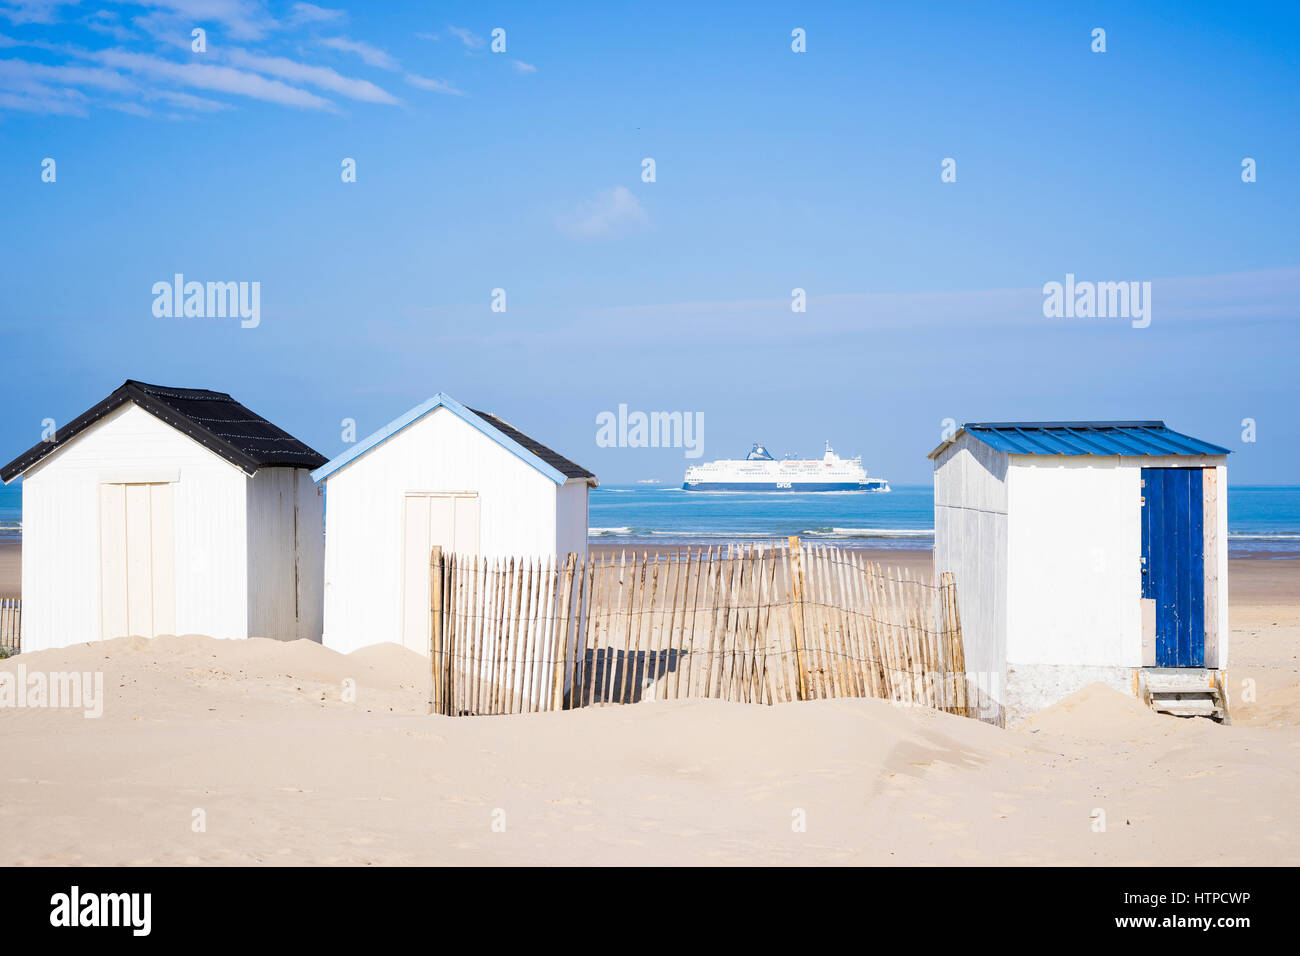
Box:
928;421;1231;459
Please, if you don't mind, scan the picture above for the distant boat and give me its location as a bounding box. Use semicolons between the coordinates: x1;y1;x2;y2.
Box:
635;478;662;485
683;441;889;492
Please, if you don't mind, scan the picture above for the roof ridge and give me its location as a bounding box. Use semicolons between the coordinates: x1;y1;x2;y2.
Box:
968;420;1166;429
126;380;238;403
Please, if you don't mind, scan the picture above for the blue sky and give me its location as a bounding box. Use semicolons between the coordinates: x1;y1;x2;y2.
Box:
0;0;1297;484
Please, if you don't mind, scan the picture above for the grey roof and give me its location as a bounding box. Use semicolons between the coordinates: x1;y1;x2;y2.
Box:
470;408;596;481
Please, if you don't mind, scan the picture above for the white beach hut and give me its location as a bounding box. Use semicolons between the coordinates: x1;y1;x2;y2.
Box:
0;380;327;651
311;392;597;655
929;421;1231;725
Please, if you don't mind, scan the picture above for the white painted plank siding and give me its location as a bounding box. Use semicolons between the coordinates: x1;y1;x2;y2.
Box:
246;466;324;642
16;400;325;652
935;436;1230;722
555;479;589;559
932;432;1009;712
320;405;588;655
21;403;249;650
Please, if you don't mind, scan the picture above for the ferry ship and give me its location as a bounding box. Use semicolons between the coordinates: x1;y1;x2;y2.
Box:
682;442;889;492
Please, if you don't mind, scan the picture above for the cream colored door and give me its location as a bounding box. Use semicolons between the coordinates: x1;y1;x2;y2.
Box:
100;482;176;639
400;493;480;654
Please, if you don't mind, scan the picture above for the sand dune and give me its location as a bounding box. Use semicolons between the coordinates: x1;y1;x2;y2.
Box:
3;615;1298;866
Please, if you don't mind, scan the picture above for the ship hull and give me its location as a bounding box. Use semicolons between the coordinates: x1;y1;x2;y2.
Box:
682;480;890;492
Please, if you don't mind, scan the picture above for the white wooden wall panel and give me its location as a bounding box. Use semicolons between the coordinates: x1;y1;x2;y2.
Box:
400;493;479;655
1004;454;1228;672
98;483;128;639
293;468;325;643
149;482;176;636
453;495;480;552
321;406;568;654
555;479;589;559
932;433;1009;711
98;481;175;639
1214;464;1229;666
124;482;152;635
21;402;248;650
245;466;321;642
1006;459;1141;667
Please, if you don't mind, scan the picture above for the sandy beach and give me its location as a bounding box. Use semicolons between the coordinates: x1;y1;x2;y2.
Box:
590;543;937;579
1;553;1296;866
0;539;18;599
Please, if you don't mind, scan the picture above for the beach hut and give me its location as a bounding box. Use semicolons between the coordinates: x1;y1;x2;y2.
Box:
929;421;1230;725
311;392;597;655
0;380;327;651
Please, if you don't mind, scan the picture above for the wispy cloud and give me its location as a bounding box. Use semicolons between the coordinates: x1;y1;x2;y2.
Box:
126;0;279;42
511;59;536;74
0;0;65;27
287;2;344;26
81;10;137;43
319;35;398;71
446;25;484;50
557;186;650;239
405;73;462;96
0;58;137;93
147;87;230;112
0;5;464;118
227;48;399;103
0;87;86;115
105;99;154;117
91;48;334;110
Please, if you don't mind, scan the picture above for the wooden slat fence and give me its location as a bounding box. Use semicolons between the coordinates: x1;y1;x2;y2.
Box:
0;598;20;655
429;538;971;718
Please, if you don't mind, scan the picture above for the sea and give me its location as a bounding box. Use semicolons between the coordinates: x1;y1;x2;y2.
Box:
2;482;1298;557
590;484;1300;558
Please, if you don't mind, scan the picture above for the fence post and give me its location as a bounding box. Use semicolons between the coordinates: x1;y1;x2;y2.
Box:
787;535;809;701
939;571;968;717
429;545;444;716
552;552;577;710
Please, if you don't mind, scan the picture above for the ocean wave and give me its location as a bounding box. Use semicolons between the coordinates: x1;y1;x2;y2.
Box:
590;528;785;538
677;490;878;496
804;527;934;537
589;527;931;539
1228;532;1300;540
647;530;773;537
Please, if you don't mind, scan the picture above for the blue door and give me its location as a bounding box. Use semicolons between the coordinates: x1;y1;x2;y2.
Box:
1140;468;1205;667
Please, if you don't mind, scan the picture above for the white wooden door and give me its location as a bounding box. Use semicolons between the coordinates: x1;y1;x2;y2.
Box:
100;482;176;639
400;493;480;654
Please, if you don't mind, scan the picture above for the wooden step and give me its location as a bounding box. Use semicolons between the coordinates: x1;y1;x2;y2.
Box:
1148;692;1218;717
1138;668;1230;723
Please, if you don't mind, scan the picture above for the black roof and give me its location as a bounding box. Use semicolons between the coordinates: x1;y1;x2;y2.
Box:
470;408;596;482
1;380;328;483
